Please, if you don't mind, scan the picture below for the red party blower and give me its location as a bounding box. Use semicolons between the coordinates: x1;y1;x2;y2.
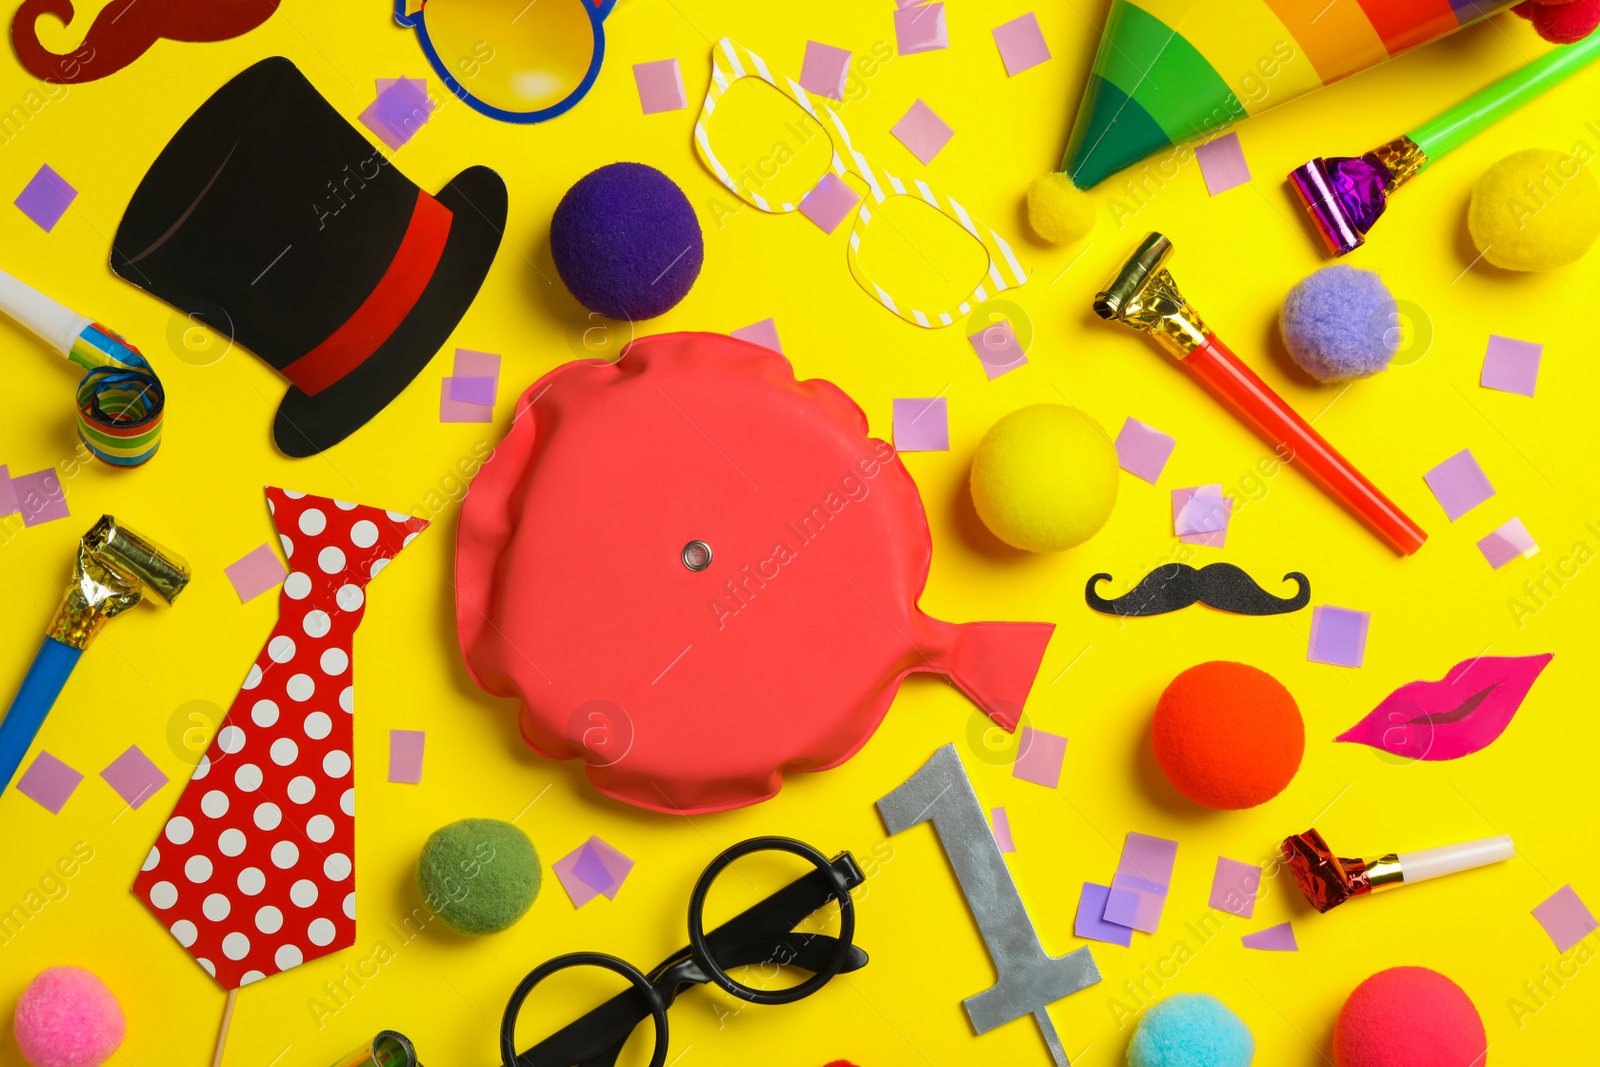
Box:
1094;233;1425;556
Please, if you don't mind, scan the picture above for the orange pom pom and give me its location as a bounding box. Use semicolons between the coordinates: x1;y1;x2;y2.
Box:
1152;661;1304;810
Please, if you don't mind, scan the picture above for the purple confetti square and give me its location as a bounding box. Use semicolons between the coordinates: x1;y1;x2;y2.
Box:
1102;887;1146;928
1423;449;1494;522
449;376;496;407
992;807;1016;853
1241;922;1298;951
553;850;603;908
1533;885;1599;953
15;165;77;232
1478;516;1539;569
891;99;954;165
893;397;949;452
1209;857;1260;918
360;80;433;150
967;318;1027;380
1012;726;1067;789
1115;418;1176;484
1076;883;1133;946
1173;484;1229;535
732;318;783;353
13;468;69;526
99;746;168;809
1195;132;1251;195
0;465;19;516
16;752;82;814
572;841;617;894
580;836;635;900
633;58;687;114
1482;335;1541;397
1107;876;1166;932
799;40;852;100
389;729;425;784
440;379;493;423
799;172;862;234
992;12;1051;76
454;349;501;381
1308;605;1370;668
895;3;948;55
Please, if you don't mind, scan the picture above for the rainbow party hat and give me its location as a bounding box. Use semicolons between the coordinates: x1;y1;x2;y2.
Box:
1027;0;1514;244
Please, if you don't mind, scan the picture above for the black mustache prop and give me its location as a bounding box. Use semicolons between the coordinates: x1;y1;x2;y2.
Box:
1086;563;1310;617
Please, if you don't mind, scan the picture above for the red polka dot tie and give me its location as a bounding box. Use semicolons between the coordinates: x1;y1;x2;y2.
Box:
133;488;427;989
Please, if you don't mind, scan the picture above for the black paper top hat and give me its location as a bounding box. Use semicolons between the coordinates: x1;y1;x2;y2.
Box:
111;57;507;457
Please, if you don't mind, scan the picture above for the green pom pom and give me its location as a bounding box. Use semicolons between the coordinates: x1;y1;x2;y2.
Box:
1026;172;1095;245
416;818;540;935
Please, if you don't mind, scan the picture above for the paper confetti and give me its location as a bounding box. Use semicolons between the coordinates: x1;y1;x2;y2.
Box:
388;729;425;784
992;807;1016;853
1209;857;1260;919
1241;922;1298;951
1482;335;1541;397
0;465;19;516
1479;517;1540;569
1110;832;1178;933
891;99;955;165
632;58;687;114
1075;883;1133;946
99;746;169;810
1172;485;1231;546
893;397;949;452
1102;887;1147;928
1012;726;1067;789
454;349;501;381
1195;133;1251;195
554;836;636;907
992;13;1051;76
1423;449;1495;522
895;3;949;55
799;41;852;99
360;79;434;150
1114;419;1175;484
13;468;69;527
1532;885;1599;953
16;752;82;814
15;164;77;232
440;380;493;423
1308;605;1370;668
448;376;496;407
799;172;862;234
732;318;783;353
967;318;1027;379
224;543;288;604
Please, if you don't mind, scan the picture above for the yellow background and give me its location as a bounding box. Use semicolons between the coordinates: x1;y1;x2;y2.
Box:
2;2;1598;1064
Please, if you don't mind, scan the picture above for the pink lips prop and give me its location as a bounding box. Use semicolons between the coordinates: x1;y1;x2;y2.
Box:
1336;653;1553;761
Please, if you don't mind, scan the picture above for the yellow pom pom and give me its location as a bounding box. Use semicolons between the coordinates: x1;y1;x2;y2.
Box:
1468;149;1600;272
970;404;1118;553
1026;173;1096;245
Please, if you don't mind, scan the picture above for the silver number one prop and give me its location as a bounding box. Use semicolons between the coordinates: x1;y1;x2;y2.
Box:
878;744;1100;1066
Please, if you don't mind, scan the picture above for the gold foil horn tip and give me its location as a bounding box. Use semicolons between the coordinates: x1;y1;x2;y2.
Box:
1093;232;1209;357
48;516;192;649
85;515;191;607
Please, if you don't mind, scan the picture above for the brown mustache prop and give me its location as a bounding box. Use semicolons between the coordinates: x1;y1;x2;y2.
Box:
12;0;279;83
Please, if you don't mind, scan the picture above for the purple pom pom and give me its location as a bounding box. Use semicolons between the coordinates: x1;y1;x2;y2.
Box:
1279;265;1397;383
551;162;703;321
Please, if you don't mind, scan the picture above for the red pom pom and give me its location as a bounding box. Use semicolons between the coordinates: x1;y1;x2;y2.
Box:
1334;967;1487;1067
822;1062;863;1067
1513;0;1535;17
1151;661;1303;810
1530;0;1600;41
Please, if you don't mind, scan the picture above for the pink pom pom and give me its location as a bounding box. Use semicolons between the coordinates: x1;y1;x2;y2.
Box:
13;967;125;1067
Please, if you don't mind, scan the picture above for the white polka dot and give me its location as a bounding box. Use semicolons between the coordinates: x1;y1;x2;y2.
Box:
251;699;280;727
270;738;299;766
302;609;331;638
239;970;266;986
320;648;348;675
283;490;306;499
198;958;216;977
267;498;275;515
218;828;247;857
171;919;198;947
242;664;262;690
218;725;246;754
166;817;194;845
275;944;304;970
324;853;352;881
350;520;379;548
185;855;213;883
272;841;300;869
336;584;363;611
323;750;351;778
255;905;283;934
237;867;266;895
403;532;419;548
254;802;282;830
268;635;296;663
279;533;294;558
201;790;229;818
340;788;355;816
299;508;327;536
303;711;332;740
234;763;263;792
318;546;346;574
339;687;354;713
284;571;312;600
150;881;178;909
370;558;390;579
305;814;334;843
386;510;409;521
343;892;356;919
335;500;358;511
307;918;337;946
192;755;210;780
287;776;316;804
222;932;251;960
203;893;231;921
290;880;319;907
286;674;315;702
142;846;160;871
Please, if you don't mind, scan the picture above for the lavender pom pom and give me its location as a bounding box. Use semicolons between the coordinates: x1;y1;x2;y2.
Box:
1279;265;1397;383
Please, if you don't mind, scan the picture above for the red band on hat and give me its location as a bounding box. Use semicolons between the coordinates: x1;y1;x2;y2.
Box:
280;189;453;396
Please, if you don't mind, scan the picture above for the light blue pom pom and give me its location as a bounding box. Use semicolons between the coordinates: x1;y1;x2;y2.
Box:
1280;264;1398;383
1128;993;1254;1067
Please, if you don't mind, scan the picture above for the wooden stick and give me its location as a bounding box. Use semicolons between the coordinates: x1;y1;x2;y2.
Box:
211;988;238;1067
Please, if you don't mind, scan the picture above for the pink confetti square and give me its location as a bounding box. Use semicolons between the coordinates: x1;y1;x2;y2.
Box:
1102;887;1147;928
1532;885;1599;953
633;58;687;114
893;397;949;452
99;746;168;809
992;12;1051;76
1195;132;1251;195
16;752;82;814
224;543;288;604
1075;883;1133;946
891;99;954;165
798;172;862;234
1209;857;1260;918
1482;335;1541;397
1241;922;1298;951
1115;418;1176;484
732;318;783;353
1308;605;1370;668
388;729;425;784
967;318;1027;379
895;3;949;55
991;807;1016;853
554;836;635;906
1478;516;1539;569
441;379;493;423
799;40;852;100
13;468;69;526
1423;449;1495;522
15;164;77;232
1012;726;1066;789
454;349;501;381
0;465;19;516
1172;484;1228;535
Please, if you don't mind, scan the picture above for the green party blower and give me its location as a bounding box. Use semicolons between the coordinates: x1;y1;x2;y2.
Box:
1291;33;1600;256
